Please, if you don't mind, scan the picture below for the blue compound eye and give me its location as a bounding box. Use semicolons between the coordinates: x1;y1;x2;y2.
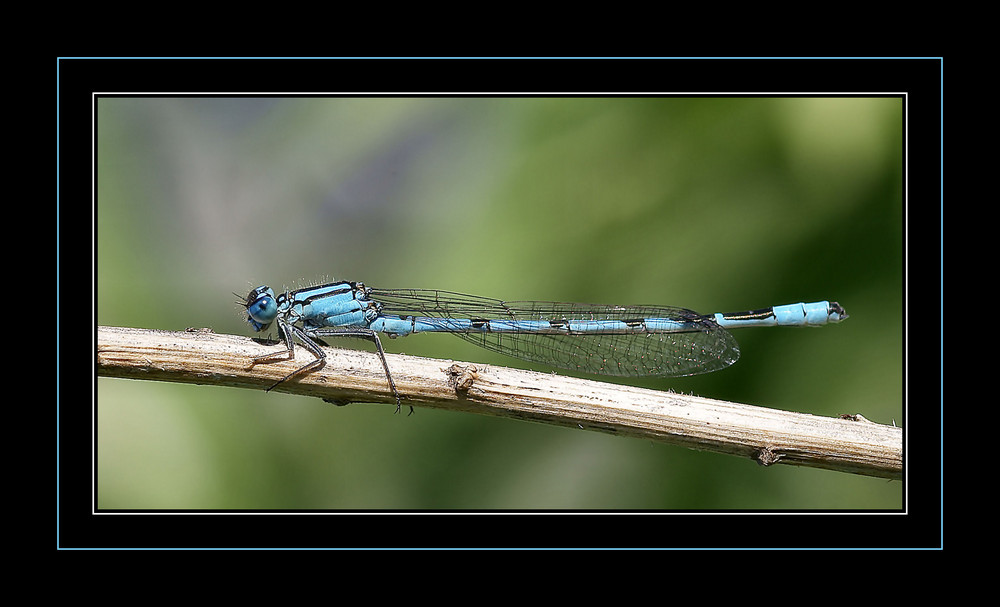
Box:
245;287;278;331
248;295;277;323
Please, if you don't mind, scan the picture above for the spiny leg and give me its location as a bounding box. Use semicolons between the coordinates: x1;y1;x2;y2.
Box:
251;321;329;391
250;320;407;413
248;319;296;368
310;327;408;414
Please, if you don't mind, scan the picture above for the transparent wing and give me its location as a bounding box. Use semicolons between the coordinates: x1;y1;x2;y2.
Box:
368;288;740;377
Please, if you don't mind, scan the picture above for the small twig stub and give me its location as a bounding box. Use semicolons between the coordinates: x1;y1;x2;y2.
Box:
444;364;479;393
754;446;785;467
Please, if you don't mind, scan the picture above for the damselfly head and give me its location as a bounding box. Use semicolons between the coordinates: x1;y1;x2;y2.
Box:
241;285;278;332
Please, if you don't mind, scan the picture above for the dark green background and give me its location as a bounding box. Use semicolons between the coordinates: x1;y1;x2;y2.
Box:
97;97;903;509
